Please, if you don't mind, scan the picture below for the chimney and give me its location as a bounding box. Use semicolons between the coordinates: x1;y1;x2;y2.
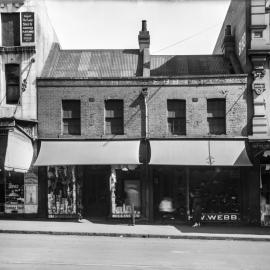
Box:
138;20;150;77
222;25;242;73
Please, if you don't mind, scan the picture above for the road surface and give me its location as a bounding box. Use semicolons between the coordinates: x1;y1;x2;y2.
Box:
0;233;270;269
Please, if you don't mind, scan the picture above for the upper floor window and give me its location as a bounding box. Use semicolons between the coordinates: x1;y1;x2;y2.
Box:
167;99;186;135
105;100;124;135
62;100;81;135
5;64;20;105
207;99;226;135
1;13;20;46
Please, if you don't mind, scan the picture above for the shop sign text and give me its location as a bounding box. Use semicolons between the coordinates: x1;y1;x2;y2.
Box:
201;213;240;222
21;12;35;43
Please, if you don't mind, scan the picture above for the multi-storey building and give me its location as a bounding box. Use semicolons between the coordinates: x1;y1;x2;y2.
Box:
35;20;257;223
214;0;270;226
0;0;57;216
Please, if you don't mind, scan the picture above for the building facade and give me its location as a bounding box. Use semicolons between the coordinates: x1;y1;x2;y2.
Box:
214;0;270;226
35;21;258;224
0;0;57;216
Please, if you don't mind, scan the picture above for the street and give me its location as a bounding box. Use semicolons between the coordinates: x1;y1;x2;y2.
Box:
0;234;270;270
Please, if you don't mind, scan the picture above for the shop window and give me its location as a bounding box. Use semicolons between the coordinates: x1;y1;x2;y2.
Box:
105;100;124;135
5;64;20;105
167;99;186;135
62;100;81;135
207;99;226;135
5;172;24;214
47;166;77;218
1;13;20;46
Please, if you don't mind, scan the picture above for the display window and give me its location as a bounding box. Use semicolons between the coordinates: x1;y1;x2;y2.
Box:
190;167;241;214
260;165;270;226
5;172;24;214
47;166;77;218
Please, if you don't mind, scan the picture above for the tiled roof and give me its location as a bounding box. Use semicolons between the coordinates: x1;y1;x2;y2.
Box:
41;44;235;78
150;55;233;76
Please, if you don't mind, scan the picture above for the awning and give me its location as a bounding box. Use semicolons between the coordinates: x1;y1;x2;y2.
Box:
149;140;252;166
34;140;140;166
4;128;34;172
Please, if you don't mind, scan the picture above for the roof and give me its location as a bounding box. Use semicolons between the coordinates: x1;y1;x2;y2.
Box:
41;43;235;78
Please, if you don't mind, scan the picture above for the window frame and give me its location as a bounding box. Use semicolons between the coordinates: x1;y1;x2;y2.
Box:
1;12;20;46
105;99;124;135
62;100;81;135
5;63;20;105
167;99;186;135
207;98;226;135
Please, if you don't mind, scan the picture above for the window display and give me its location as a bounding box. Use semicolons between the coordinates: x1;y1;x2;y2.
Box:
47;166;77;218
260;166;270;226
5;172;24;214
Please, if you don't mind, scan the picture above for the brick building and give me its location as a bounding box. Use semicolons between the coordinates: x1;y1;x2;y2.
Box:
0;0;57;216
34;20;258;223
214;0;270;226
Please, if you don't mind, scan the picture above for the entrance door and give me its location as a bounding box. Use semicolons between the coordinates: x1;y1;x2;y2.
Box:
83;167;110;218
153;167;187;221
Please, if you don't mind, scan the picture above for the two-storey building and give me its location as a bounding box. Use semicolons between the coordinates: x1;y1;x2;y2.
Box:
35;21;257;223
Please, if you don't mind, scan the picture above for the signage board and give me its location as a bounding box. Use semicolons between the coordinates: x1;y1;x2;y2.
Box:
21;12;35;43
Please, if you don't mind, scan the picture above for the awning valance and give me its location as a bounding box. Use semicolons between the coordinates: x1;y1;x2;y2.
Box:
34;140;140;166
4;128;34;172
149;140;252;166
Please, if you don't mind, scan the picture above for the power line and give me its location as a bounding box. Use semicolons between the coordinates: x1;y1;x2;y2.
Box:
153;23;220;54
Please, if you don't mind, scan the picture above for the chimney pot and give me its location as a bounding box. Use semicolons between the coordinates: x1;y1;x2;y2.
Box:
142;20;147;31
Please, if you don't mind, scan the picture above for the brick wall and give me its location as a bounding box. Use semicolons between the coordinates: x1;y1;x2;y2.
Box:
148;83;248;137
38;76;248;139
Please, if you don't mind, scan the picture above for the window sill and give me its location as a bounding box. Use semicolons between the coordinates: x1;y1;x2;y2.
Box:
0;45;36;54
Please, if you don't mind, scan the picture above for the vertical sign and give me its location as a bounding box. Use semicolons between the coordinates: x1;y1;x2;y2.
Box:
21;12;35;43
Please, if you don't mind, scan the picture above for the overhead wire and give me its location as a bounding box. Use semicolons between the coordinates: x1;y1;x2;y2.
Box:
153;23;220;54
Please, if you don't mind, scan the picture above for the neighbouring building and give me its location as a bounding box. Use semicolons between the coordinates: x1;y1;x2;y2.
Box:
0;0;58;217
35;20;257;224
214;0;270;226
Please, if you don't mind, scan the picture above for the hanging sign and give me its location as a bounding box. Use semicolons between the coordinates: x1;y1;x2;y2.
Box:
21;12;35;43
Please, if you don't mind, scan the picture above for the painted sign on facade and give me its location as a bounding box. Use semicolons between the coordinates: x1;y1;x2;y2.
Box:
21;12;35;43
201;213;240;222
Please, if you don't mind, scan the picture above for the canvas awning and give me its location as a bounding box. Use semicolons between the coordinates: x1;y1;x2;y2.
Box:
149;140;252;166
34;140;140;166
4;128;34;172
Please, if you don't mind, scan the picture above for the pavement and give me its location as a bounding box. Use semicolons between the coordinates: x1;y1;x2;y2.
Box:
1;218;270;241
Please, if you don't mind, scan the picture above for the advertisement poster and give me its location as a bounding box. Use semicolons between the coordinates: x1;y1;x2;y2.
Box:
5;178;24;214
21;12;35;43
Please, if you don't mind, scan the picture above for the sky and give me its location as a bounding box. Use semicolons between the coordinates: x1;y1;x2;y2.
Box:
44;0;231;55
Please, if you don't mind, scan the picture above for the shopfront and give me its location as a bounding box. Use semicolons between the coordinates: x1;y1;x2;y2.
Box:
150;139;252;223
35;140;143;219
0;127;36;216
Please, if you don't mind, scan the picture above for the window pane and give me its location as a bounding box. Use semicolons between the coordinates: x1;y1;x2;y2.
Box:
105;100;124;135
5;64;20;105
105;119;123;135
105;100;123;118
168;118;186;135
62;100;81;135
207;118;226;135
1;13;20;46
6;85;20;104
167;100;185;118
63;119;81;135
207;99;225;117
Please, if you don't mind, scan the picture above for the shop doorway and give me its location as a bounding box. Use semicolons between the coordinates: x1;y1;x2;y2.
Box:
260;165;270;226
153;166;187;221
82;166;110;218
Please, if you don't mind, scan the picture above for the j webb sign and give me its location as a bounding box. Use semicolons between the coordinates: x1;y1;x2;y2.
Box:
201;213;240;222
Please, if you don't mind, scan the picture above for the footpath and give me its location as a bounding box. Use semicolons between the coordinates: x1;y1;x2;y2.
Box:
1;219;270;241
